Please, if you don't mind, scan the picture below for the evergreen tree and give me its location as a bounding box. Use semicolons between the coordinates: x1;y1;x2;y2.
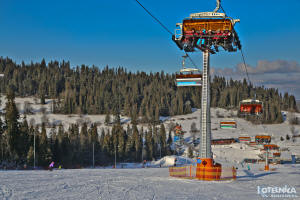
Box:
188;146;193;158
167;130;173;155
38;123;52;166
105;113;111;125
19;117;30;162
132;124;141;161
159;124;167;157
5;87;21;162
190;122;199;147
145;125;154;160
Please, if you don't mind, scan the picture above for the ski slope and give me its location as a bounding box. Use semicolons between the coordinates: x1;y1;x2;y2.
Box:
0;164;299;200
1;96;300;199
1;96;300;164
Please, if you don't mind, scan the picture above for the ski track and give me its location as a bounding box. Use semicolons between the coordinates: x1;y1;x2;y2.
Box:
0;166;299;200
0;184;13;200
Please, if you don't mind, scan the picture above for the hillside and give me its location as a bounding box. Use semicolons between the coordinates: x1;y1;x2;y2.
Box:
0;57;297;124
1;96;300;166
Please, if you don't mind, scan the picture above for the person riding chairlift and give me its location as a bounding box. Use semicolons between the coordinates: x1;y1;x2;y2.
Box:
197;29;207;48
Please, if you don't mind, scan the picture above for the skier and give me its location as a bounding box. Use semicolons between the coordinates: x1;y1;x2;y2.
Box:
247;164;250;171
49;161;54;171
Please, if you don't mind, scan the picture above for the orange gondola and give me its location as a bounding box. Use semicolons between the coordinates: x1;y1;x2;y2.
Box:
239;99;263;116
172;6;241;53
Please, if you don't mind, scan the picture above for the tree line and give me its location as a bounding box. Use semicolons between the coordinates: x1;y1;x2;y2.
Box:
0;57;298;167
0;57;297;124
0;89;174;167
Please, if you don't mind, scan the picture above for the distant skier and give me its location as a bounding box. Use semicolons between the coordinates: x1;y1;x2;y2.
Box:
49;161;54;171
247;164;250;171
142;160;146;168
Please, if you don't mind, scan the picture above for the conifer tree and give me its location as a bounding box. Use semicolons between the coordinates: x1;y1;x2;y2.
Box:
188;146;193;158
5;87;21;162
145;125;154;160
132;124;141;161
159;124;167;157
38;123;52;166
167;130;173;155
105;113;111;125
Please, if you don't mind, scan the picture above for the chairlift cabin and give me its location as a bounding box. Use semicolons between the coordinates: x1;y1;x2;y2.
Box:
172;5;241;53
239;99;263;116
255;135;271;144
176;68;202;87
263;144;279;151
175;55;202;87
220;118;237;129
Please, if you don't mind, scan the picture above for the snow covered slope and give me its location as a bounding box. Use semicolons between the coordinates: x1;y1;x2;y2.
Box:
1;96;300;164
0;165;299;200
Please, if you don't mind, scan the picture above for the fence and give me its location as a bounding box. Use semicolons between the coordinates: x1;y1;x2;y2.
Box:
169;165;236;181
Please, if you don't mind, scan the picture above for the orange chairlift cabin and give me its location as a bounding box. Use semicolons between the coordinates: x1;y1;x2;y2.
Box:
176;55;202;87
172;0;241;54
239;99;263;116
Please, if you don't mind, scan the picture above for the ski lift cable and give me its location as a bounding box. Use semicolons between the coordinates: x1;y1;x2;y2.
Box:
184;53;200;70
216;1;253;86
134;0;199;70
240;49;251;85
134;0;173;35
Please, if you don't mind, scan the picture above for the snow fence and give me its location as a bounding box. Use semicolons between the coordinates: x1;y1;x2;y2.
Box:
169;165;237;181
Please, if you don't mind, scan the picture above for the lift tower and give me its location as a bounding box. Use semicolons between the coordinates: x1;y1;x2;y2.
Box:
200;50;211;159
173;0;241;173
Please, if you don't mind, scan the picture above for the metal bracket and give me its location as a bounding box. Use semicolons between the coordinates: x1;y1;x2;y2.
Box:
213;0;221;13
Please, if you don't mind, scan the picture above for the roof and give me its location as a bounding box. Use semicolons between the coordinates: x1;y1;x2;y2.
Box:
255;135;271;139
220;118;236;123
241;99;261;103
180;68;200;73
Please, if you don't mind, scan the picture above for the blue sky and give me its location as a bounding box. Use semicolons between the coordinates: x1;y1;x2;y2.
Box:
1;0;300;97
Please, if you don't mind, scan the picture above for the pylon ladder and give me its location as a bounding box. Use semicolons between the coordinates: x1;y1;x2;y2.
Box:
200;50;212;158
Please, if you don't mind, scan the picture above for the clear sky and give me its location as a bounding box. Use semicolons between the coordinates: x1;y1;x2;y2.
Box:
1;0;300;97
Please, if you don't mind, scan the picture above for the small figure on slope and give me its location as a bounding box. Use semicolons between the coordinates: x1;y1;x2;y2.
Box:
49;161;55;171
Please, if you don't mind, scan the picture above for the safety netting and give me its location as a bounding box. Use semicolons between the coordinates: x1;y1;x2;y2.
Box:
169;165;237;181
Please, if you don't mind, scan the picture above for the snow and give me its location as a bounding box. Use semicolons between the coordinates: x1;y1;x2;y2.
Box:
1;96;300;199
0;165;300;200
150;156;194;167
